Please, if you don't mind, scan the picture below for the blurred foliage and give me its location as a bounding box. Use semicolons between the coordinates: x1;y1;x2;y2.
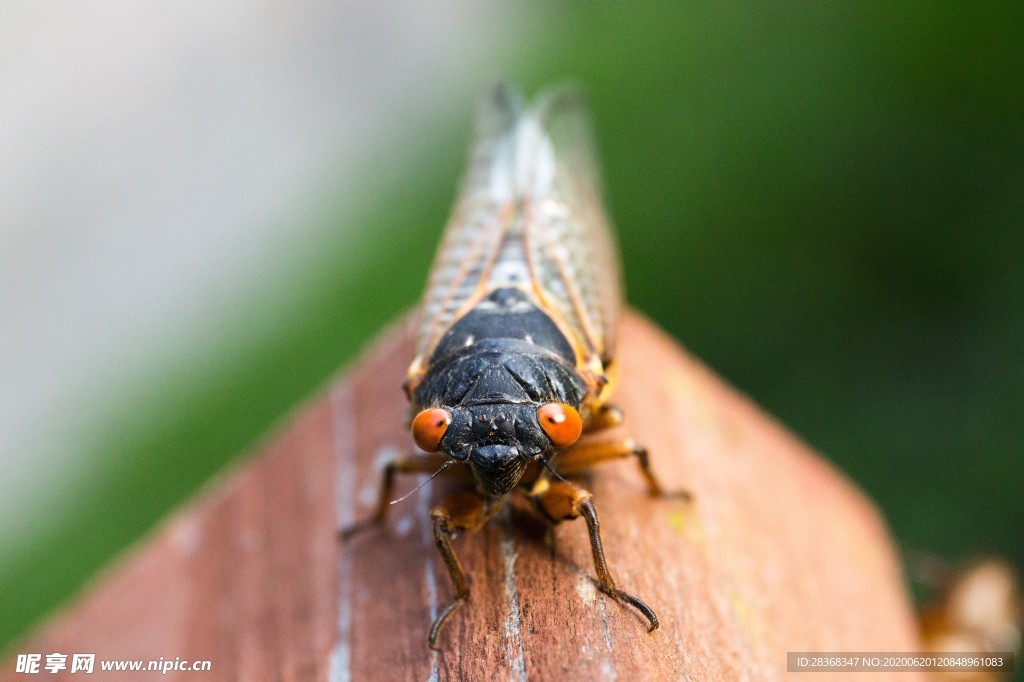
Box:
536;3;1024;567
4;1;1022;656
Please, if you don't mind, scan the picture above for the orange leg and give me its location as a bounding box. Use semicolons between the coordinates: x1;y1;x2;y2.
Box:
584;404;624;433
340;453;451;539
533;480;659;631
429;490;499;649
555;437;690;500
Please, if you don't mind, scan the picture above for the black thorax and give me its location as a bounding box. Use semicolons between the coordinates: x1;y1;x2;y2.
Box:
415;288;586;410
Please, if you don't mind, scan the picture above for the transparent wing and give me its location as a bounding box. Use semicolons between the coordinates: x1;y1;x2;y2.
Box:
524;87;622;364
414;83;521;362
413;83;622;371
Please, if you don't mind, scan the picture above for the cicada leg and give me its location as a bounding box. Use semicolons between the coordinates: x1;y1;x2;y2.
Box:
584;404;624;433
533;480;659;631
429;490;498;649
339;453;450;540
555;436;690;500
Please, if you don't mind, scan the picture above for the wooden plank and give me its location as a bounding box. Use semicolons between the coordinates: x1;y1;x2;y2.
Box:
3;313;924;680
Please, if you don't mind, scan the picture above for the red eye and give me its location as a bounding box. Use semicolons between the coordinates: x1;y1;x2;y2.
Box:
537;403;583;448
412;408;452;452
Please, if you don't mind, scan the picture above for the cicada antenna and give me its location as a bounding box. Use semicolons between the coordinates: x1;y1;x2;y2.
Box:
541;457;578;490
389;459;456;506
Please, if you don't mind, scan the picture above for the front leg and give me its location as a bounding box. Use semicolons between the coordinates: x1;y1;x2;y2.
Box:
533;480;659;631
555;437;690;500
429;490;498;649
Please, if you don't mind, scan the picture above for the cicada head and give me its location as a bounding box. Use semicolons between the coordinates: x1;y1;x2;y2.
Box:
412;402;583;497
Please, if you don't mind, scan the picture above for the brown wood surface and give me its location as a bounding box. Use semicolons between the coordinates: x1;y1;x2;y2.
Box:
3;313;924;681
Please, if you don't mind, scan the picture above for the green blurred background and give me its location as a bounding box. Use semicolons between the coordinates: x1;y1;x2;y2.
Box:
3;1;1022;656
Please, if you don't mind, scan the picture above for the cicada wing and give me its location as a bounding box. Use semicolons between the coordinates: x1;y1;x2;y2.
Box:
413;84;524;363
523;87;623;366
412;84;623;381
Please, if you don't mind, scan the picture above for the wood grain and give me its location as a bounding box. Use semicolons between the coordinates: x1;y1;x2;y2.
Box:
2;313;925;681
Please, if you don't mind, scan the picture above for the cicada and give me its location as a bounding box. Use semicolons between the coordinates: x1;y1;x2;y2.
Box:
349;83;683;649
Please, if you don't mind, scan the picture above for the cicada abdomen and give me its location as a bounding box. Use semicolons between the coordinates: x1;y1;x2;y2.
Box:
349;83;684;649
